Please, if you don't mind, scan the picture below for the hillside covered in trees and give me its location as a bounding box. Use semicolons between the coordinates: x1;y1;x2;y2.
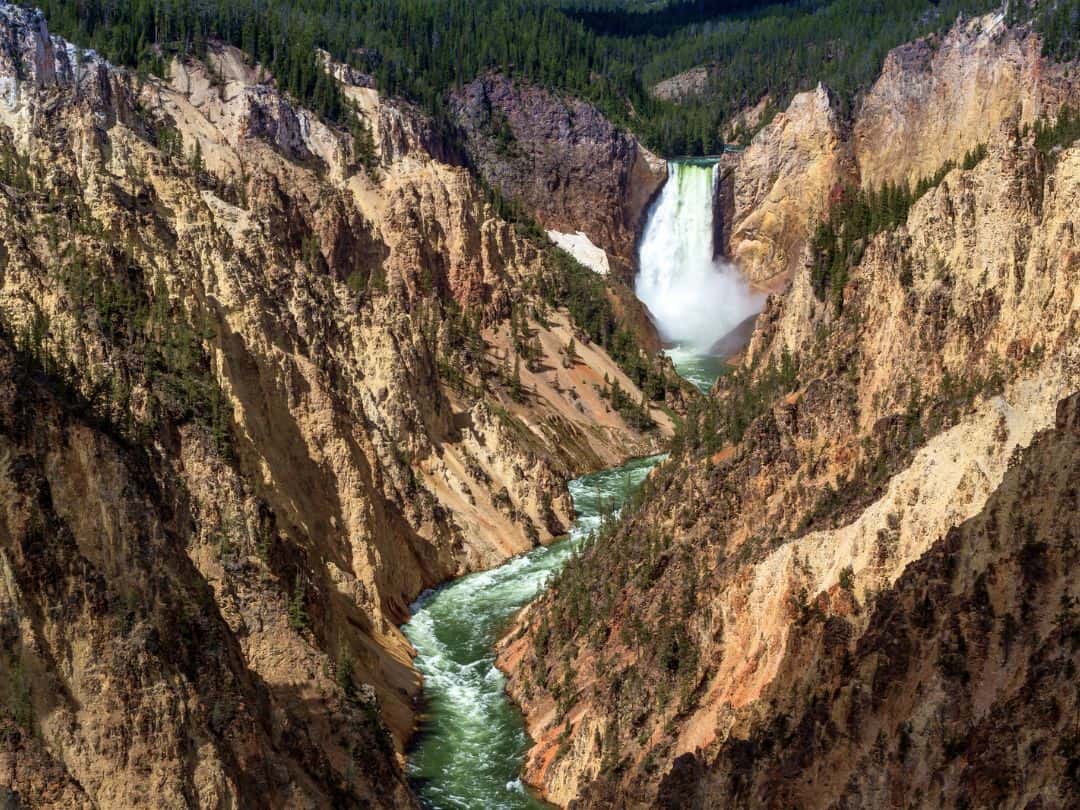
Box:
30;0;1042;156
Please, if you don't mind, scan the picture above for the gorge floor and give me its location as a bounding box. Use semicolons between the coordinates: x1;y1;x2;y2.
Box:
403;455;665;809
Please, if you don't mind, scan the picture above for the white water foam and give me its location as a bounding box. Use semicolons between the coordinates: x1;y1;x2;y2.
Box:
636;160;763;353
404;456;664;809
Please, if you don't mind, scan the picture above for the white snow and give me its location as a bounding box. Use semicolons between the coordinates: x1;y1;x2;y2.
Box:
546;229;611;276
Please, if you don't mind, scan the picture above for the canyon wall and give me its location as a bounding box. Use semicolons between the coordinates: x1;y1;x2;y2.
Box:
666;390;1080;808
503;13;1080;808
0;4;674;806
727;11;1078;290
451;73;667;282
728;84;851;289
853;10;1080;189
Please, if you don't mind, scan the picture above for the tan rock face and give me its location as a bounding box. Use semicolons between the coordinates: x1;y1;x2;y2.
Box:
650;65;712;103
676;391;1080;809
854;11;1079;189
0;7;672;808
729;84;852;289
504;53;1080;809
1;378;397;810
726;12;1079;294
722;95;772;144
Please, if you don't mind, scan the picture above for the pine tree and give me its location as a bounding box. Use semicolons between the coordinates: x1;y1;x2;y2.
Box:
510;354;524;402
336;649;356;699
288;576;309;631
189;138;204;176
563;337;578;369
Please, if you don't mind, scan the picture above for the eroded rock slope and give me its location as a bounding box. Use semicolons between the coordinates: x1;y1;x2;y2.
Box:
0;3;674;806
452;73;667;281
502;14;1080;808
727;11;1079;290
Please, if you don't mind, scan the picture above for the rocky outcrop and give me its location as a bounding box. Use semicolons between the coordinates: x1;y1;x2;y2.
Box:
725;12;1080;292
712;157;737;260
728;84;852;289
451;73;667;280
722;95;772;145
854;10;1079;189
0;4;674;806
651;65;713;102
502;46;1080;807
0;337;416;809
665;391;1080;809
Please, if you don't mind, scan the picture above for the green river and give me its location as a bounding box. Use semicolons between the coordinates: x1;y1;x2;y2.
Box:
404;455;662;809
664;344;732;393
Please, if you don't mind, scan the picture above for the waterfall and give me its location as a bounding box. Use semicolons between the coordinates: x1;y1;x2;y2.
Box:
636;160;762;354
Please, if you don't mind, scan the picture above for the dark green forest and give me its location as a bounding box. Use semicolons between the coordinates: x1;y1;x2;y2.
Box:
30;0;1065;156
1032;0;1080;60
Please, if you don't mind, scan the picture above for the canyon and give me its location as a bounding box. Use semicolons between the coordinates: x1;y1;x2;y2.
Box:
0;2;1076;809
501;11;1080;809
0;3;677;806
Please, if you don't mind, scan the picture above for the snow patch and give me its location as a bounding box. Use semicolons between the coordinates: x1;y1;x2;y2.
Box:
546;230;610;276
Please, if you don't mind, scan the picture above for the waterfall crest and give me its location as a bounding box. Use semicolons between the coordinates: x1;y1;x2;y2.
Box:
636;160;762;353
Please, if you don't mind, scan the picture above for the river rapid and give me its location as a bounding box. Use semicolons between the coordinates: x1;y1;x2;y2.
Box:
404;457;663;809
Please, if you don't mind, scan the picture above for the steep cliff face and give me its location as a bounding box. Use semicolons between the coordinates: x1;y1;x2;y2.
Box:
0;4;673;806
0;338;415;808
727;11;1078;291
663;391;1080;809
451;73;667;281
501;24;1080;805
729;84;851;289
854;10;1079;189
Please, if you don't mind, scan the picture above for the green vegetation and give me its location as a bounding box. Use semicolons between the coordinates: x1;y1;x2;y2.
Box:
0;141;33;190
509;304;544;373
35;0;1000;157
811;144;987;310
431;300;487;396
602;375;656;430
1031;104;1080;156
288;576;310;631
1038;0;1080;61
809;103;1080;318
0;120;245;459
427;245;672;420
797;354;1012;535
510;354;525;402
839;564;854;591
562;337;579;368
1012;0;1080;62
672;348;797;457
37;0;347;119
532;476;705;734
538;247;677;402
600;0;1000;153
336;649;357;698
350;114;380;176
5;656;33;730
9;258;233;456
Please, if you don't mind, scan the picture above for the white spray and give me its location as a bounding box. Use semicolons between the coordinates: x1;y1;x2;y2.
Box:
636;160;762;353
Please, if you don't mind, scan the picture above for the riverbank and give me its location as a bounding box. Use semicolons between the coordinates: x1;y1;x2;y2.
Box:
403;456;664;808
